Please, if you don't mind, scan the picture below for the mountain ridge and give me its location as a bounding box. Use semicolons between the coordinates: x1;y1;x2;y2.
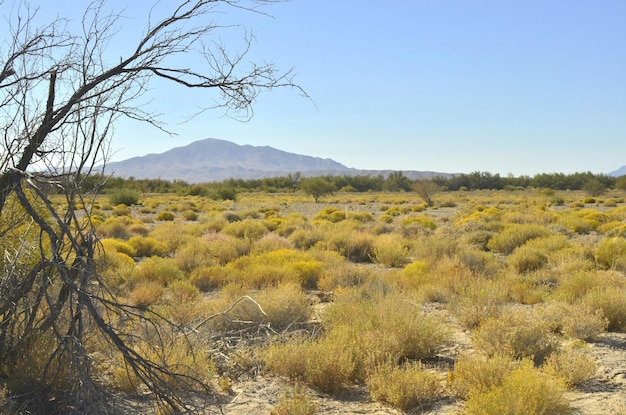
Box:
104;138;451;182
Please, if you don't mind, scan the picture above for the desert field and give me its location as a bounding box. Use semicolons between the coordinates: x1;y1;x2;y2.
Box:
8;187;626;414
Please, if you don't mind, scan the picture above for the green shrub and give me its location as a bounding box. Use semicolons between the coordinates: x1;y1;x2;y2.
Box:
108;189;140;206
464;361;569;415
367;362;442;411
449;278;508;329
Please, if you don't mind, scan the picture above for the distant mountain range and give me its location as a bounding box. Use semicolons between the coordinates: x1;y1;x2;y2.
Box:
608;166;626;177
103;138;452;182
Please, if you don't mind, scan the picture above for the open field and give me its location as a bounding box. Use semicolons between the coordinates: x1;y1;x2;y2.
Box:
8;188;626;414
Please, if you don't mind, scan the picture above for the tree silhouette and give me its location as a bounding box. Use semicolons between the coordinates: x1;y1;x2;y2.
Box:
0;1;302;412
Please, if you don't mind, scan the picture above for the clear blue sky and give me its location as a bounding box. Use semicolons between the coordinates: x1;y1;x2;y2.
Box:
31;1;626;176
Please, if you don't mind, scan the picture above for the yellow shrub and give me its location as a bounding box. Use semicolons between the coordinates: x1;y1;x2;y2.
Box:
256;283;311;330
542;347;597;387
595;237;626;270
221;218;269;241
132;256;184;287
367;362;442;411
472;309;558;365
465;361;569;415
127;236;168;257
271;385;317;415
583;285;626;331
449;354;514;399
371;234;411;267
101;238;136;257
487;223;550;254
129;281;164;308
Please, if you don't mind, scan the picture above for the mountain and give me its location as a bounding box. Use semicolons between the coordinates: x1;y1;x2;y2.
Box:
103;138;451;182
608;166;626;177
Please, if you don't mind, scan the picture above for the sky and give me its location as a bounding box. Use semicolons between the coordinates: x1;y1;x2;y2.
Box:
18;1;626;176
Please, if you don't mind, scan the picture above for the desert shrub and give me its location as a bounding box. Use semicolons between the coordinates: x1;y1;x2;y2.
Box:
377;214;393;224
3;330;74;406
542;347;597;387
221;211;242;223
252;233;294;254
175;239;211;273
456;247;500;277
595;237;626;270
221;218;269;242
108;189;140;206
95;248;135;288
263;336;310;381
201;231;249;265
507;245;548;273
271;385;317;415
227;249;323;289
401;215;436;230
449;278;508;329
324;230;375;263
303;336;357;395
537;302;608;341
166;279;202;325
101;238;136;257
127;236;168;257
288;227;325;250
312;207;347;223
149;223;195;252
129;280;164;308
384;205;410;216
553;271;601;302
348;211;374;223
156;211;175;221
317;261;375;292
323;289;449;369
275;212;308;236
371;234;410;267
189;266;229;291
449;354;514;399
256;283;311;330
486;223;550;255
96;217;130;239
132;256;184;287
182;210;199;221
367;362;442;411
472;309;558;365
127;222;150;236
464;361;569;415
582;285;626;331
111;203;131;217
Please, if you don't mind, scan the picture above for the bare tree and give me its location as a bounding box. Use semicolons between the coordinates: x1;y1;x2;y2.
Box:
0;1;302;413
412;180;439;207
